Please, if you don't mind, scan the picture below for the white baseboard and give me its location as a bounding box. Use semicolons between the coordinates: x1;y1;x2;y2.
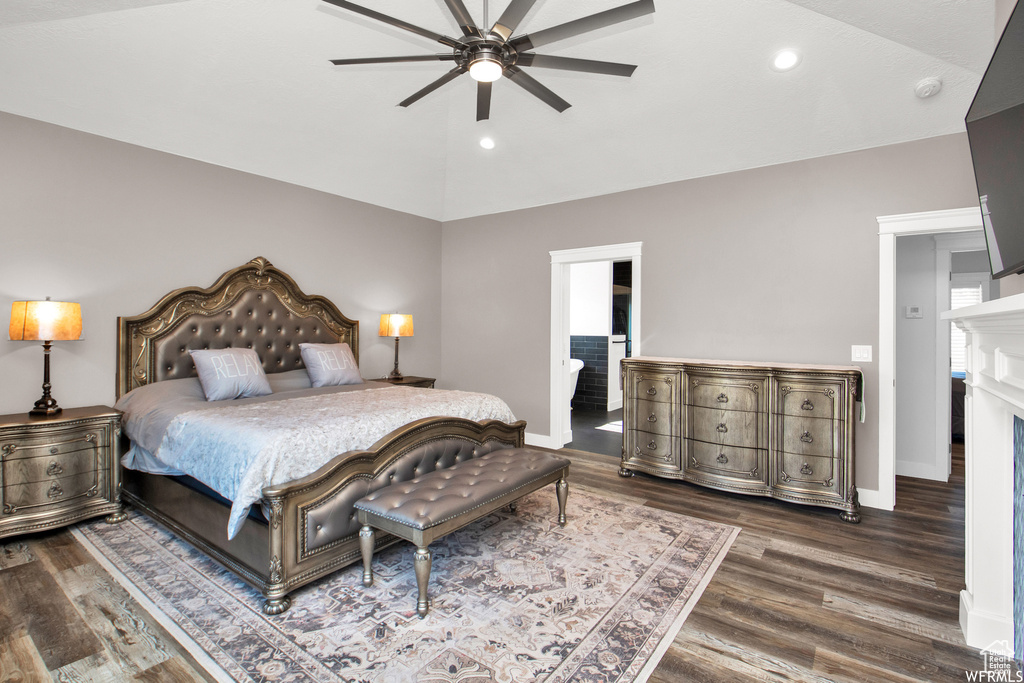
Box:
894;460;949;482
856;487;892;511
526;432;562;449
960;589;1014;650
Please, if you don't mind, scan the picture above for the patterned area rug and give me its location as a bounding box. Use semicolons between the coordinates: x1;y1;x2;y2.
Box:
73;487;738;682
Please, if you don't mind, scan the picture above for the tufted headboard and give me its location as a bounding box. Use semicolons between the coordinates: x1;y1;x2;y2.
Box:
116;257;359;399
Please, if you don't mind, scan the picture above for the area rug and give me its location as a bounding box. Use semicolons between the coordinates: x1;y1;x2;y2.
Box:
73;487;739;682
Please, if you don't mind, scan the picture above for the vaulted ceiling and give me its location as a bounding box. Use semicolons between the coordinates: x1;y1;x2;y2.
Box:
0;0;998;220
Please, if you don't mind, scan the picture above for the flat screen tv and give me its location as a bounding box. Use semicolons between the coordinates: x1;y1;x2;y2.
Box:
966;1;1024;279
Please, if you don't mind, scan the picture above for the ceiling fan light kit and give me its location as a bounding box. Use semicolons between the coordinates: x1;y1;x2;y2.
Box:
323;0;655;121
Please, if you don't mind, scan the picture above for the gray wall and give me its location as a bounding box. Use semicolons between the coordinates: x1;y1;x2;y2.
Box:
440;134;980;492
952;249;993;273
0;112;442;415
894;234;939;477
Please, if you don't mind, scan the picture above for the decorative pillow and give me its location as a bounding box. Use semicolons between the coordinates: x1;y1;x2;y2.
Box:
299;342;362;387
189;348;273;401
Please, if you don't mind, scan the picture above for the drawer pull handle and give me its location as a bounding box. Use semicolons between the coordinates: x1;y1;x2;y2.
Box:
50;447;59;455
648;441;658;450
648;414;658;423
800;463;813;475
716;453;728;464
647;387;657;396
717;393;729;403
800;431;813;443
802;399;814;411
46;462;64;476
47;482;64;500
717;423;728;433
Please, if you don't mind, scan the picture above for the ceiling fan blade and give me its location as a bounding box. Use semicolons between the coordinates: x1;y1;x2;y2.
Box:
511;0;654;51
398;66;466;107
516;53;637;77
322;0;464;49
490;0;539;42
505;66;571;112
330;54;456;65
476;80;492;121
442;0;481;37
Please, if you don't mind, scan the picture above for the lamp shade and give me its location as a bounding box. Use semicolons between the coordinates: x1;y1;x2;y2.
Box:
378;313;413;338
9;301;82;341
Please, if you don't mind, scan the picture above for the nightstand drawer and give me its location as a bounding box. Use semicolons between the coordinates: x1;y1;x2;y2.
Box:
3;450;99;484
0;428;102;461
3;470;102;512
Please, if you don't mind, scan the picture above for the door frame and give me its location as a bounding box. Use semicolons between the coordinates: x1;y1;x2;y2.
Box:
876;207;982;509
550;242;642;447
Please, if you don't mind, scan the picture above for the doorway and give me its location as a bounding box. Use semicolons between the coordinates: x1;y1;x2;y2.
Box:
549;242;642;449
877;207;984;510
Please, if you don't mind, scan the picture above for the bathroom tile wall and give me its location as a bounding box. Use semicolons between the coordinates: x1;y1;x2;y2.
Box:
570;335;608;411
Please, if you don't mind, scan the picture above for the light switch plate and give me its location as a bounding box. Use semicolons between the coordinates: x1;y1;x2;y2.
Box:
851;345;872;363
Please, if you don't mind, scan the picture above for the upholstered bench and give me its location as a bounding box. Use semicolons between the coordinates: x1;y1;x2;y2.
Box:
354;448;570;617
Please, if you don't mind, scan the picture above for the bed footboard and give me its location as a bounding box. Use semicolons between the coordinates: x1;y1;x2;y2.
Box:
125;416;526;614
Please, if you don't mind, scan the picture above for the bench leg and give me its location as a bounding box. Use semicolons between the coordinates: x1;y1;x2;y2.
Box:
414;546;432;618
556;477;568;527
359;525;375;587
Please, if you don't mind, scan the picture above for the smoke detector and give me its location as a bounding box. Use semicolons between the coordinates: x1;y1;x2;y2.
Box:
915;77;942;99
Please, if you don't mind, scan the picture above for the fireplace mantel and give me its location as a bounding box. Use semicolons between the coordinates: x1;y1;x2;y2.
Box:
945;292;1023;649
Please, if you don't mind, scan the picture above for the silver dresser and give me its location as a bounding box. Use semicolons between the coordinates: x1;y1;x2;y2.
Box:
621;357;862;522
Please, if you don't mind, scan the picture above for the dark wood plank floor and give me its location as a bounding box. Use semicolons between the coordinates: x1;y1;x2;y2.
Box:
0;445;986;681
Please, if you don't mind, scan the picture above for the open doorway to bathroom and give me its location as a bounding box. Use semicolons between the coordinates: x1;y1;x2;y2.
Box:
564;260;632;457
549;243;641;453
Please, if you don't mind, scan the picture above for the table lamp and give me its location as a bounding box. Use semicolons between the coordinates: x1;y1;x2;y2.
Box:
9;299;83;416
379;313;413;379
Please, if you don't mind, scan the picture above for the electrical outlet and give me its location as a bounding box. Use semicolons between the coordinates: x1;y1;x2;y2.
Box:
851;345;872;363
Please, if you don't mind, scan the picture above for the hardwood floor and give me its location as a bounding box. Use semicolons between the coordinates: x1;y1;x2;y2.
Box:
0;445;987;681
570;444;986;682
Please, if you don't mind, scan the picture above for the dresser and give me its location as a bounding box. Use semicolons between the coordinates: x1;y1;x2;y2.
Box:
0;406;126;538
621;357;861;522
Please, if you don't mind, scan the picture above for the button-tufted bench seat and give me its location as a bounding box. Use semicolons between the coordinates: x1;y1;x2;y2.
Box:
354;448;570;617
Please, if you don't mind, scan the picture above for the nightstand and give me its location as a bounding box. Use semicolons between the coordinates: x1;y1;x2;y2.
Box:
379;376;436;389
0;406;126;539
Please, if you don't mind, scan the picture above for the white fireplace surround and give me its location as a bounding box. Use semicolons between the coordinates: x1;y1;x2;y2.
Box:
945;293;1021;648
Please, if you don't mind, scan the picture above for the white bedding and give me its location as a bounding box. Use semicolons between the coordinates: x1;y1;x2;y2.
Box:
117;377;516;538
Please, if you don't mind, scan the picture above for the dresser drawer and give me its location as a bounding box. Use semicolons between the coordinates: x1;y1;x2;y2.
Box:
3;470;101;512
687;374;766;412
0;427;101;462
3;450;99;485
685;440;765;482
631;399;677;436
688;406;762;448
625;430;681;469
779;415;836;458
778;382;845;420
775;452;839;494
628;370;680;404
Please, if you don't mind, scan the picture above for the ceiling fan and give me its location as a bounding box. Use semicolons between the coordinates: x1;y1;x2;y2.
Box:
323;0;655;120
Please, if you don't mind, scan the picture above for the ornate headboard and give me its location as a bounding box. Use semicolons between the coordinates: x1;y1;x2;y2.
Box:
116;257;359;399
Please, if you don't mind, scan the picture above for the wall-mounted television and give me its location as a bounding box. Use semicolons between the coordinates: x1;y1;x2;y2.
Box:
966;1;1024;279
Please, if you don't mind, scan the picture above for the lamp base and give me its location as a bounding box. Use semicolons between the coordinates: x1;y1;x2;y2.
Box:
388;370;404;380
30;396;62;417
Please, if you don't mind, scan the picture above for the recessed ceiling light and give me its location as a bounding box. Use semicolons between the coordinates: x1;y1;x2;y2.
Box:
479;137;495;150
770;49;801;72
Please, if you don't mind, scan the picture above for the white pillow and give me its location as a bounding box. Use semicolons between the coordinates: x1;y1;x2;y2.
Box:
189;348;273;401
299;343;362;387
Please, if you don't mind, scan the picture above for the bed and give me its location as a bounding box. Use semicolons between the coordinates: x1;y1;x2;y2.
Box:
115;257;525;614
